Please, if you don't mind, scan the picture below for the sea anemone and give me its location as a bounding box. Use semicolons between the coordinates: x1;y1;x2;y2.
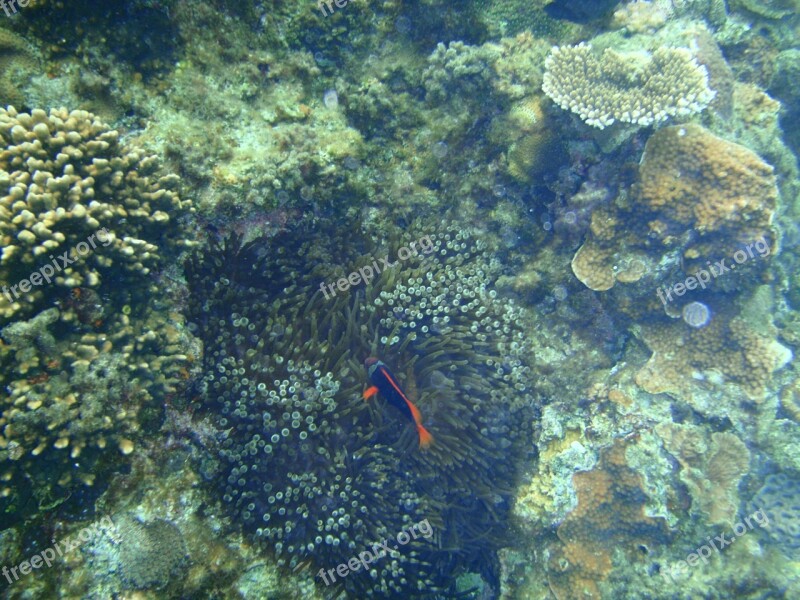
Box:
184;221;539;597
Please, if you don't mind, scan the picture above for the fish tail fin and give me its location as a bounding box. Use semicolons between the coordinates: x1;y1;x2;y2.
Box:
417;425;434;449
363;385;378;400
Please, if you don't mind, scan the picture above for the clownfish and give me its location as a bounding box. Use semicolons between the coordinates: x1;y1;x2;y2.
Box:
363;358;434;449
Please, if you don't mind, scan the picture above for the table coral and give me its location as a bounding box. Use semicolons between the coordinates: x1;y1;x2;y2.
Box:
548;439;670;600
542;43;715;129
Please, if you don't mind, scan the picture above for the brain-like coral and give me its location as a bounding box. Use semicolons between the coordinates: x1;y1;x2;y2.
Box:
542;43;715;129
185;224;539;597
749;472;800;556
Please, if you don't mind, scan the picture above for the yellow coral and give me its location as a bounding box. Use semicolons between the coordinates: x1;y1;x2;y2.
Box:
0;107;193;322
503;95;564;182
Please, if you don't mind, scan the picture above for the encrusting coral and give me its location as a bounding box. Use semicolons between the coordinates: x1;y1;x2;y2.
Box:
542;43;715;129
656;424;750;526
571;124;778;296
0;28;40;109
547;439;670;600
637;123;777;237
634;296;792;404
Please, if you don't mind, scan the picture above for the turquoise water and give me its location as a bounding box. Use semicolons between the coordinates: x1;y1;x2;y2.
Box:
0;1;798;598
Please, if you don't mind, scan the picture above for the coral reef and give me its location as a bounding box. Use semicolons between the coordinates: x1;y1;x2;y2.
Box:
0;107;192;322
542;43;715;129
184;224;539;597
636;123;777;236
571;124;778;302
0;0;797;598
115;515;190;590
635;299;792;404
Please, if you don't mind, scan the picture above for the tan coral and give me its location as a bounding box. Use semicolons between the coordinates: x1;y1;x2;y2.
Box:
637;124;778;235
0;107;194;322
504;95;565;182
571;237;651;292
0;108;198;518
657;424;750;525
571;241;615;292
635;308;791;403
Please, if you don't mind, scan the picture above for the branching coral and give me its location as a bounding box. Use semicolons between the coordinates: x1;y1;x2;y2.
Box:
0;107;197;521
542;43;715;129
0;107;193;322
421;41;502;104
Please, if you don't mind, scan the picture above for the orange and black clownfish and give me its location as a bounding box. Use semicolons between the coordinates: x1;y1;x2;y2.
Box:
363;357;434;449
